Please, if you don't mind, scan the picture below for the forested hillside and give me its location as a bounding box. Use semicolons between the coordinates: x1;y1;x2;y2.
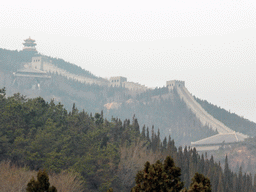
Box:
0;49;33;71
1;48;255;148
196;97;256;136
0;48;98;79
0;88;256;192
106;88;217;146
0;48;217;146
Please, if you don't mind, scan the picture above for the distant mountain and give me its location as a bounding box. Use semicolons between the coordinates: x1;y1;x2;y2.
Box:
0;48;255;147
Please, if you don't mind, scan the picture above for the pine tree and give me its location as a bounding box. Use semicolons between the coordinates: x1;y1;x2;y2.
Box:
146;127;150;141
163;137;167;149
217;172;224;192
141;125;146;138
106;188;113;192
254;173;256;189
26;170;57;192
224;155;230;191
237;166;243;192
133;118;140;134
188;172;211;192
131;156;184;192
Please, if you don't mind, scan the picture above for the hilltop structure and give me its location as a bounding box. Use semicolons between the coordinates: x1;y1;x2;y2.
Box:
166;80;185;91
166;80;248;151
14;38;249;146
109;76;148;92
13;68;51;90
22;37;37;53
109;76;127;87
14;38;150;92
191;132;247;151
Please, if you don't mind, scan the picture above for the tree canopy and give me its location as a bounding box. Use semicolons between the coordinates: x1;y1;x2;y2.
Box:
131;156;184;192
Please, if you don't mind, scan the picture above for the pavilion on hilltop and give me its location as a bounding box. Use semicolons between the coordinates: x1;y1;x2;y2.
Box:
22;37;37;53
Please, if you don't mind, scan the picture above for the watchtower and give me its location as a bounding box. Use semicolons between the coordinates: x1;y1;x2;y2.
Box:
31;56;44;70
166;80;185;91
109;76;127;87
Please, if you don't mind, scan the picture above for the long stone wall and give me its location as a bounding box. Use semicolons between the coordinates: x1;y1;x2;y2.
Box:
29;57;150;90
43;62;109;85
28;57;109;86
176;86;234;134
122;81;148;92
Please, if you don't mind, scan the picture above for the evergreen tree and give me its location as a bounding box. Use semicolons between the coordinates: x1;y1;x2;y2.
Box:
217;172;224;192
106;188;113;192
141;125;146;138
188;172;211;192
224;155;231;191
26;170;57;192
163;137;167;149
146;127;150;141
131;156;184;192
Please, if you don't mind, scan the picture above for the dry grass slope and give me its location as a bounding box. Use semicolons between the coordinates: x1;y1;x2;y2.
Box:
118;139;165;190
0;161;84;192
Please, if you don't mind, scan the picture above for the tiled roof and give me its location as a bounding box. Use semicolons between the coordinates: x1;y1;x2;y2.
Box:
16;68;47;74
191;132;248;146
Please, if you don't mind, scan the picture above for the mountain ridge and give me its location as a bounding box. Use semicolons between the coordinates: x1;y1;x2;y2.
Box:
0;48;255;147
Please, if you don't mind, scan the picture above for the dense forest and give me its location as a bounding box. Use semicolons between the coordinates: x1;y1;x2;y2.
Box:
107;88;217;146
1;48;255;147
1;88;256;192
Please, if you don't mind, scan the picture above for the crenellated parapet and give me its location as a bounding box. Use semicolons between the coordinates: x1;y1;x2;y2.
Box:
24;56;109;86
109;76;149;93
167;81;249;150
122;81;148;92
109;76;127;87
166;80;185;91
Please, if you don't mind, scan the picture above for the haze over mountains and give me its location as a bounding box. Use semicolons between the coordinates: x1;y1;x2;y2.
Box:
0;47;255;147
1;1;256;190
2;45;256;191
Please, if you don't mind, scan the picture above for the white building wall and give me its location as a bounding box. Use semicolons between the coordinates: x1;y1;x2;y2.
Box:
31;56;42;70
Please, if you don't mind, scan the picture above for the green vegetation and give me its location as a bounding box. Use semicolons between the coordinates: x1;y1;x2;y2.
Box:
2;48;255;148
46;56;98;80
131;156;212;192
109;88;218;146
26;170;57;192
131;156;184;192
188;173;211;192
0;88;255;191
0;48;97;79
0;49;34;71
196;97;256;136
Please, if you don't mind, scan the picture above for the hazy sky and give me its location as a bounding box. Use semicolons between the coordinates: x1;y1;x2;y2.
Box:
1;0;256;123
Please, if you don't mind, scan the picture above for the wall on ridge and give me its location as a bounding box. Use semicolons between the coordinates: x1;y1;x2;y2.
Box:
176;86;234;134
28;57;109;86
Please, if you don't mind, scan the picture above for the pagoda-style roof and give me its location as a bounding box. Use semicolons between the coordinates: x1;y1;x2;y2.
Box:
23;42;37;46
23;37;37;46
23;37;37;52
24;36;36;42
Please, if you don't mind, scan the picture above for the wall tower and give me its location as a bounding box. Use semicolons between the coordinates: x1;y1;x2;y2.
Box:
166;80;185;91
